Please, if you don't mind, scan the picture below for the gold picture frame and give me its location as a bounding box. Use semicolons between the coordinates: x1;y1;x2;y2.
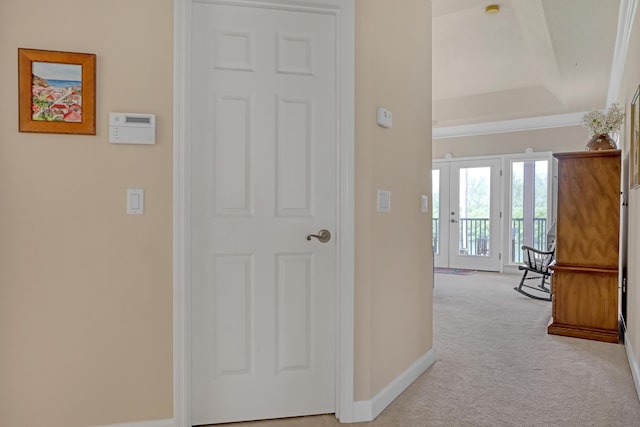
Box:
631;85;640;189
18;48;96;135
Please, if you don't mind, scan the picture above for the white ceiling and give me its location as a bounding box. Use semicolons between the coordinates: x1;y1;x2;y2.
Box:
432;0;620;133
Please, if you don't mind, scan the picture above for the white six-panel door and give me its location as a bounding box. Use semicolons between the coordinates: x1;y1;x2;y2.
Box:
190;1;338;424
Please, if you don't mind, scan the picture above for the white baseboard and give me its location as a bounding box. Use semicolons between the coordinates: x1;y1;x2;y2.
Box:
97;418;174;427
501;265;521;275
95;348;437;426
351;348;437;422
625;332;640;403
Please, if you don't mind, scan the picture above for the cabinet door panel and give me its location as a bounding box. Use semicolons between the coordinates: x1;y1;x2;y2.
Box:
555;154;620;268
552;270;618;330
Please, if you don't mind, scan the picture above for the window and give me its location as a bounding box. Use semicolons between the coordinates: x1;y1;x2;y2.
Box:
510;159;550;263
432;169;440;254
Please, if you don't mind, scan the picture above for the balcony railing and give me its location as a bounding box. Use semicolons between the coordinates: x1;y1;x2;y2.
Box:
432;218;439;253
432;217;490;256
431;217;548;263
458;218;490;256
511;218;547;263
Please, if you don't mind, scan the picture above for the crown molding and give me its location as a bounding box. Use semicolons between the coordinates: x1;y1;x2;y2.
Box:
607;0;637;105
432;112;586;139
433;0;635;140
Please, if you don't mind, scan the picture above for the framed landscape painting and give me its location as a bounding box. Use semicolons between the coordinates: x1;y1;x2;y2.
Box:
18;48;96;135
631;85;640;189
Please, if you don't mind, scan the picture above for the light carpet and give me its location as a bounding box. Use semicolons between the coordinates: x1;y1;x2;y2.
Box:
218;272;640;427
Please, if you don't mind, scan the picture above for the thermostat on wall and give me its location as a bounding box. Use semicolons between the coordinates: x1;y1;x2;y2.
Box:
109;112;156;144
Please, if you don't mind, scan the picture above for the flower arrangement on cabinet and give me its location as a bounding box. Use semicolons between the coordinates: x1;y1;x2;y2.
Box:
582;103;624;150
582;103;624;136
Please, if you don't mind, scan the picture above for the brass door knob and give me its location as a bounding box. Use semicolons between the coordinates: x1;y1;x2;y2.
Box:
306;229;331;243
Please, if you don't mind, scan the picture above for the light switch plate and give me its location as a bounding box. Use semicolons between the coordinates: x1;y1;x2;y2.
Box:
376;107;392;128
127;189;144;214
421;195;429;213
377;190;391;213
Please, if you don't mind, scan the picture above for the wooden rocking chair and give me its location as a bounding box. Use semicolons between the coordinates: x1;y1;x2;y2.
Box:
514;222;556;301
514;244;554;301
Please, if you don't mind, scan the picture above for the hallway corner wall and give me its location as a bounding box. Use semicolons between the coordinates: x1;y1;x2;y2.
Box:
354;0;433;403
616;0;640;403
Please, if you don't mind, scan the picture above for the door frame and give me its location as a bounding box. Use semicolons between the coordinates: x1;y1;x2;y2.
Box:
502;152;555;269
448;158;502;271
173;0;355;425
431;163;450;268
434;152;557;273
433;156;504;272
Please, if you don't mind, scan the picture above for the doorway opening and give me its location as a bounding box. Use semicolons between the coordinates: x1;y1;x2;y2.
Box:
432;152;554;273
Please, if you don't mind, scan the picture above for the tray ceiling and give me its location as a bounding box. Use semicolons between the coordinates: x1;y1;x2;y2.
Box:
432;0;620;132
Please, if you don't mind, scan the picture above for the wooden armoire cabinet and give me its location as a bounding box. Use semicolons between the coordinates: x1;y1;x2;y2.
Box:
547;150;621;343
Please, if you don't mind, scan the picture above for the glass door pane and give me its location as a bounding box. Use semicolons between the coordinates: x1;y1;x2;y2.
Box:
449;159;501;271
510;159;549;263
432;169;440;254
432;164;450;268
457;166;491;257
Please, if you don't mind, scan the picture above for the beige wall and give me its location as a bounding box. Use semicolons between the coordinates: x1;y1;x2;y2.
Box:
618;4;640;393
4;1;634;425
0;1;174;426
354;0;433;400
432;125;587;159
1;0;434;424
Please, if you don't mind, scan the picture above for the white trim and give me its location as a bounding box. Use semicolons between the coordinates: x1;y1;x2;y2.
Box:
433;154;503;163
432;112;586;140
173;0;191;426
194;0;343;13
502;265;522;275
434;152;554;272
501;151;554;161
96;419;174;427
349;349;437;422
607;0;638;105
501;152;555;270
625;332;640;403
351;400;373;422
173;1;355;426
336;0;356;422
432;157;504;271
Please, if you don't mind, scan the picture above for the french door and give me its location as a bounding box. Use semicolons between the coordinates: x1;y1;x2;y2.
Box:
507;156;553;265
433;159;502;271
